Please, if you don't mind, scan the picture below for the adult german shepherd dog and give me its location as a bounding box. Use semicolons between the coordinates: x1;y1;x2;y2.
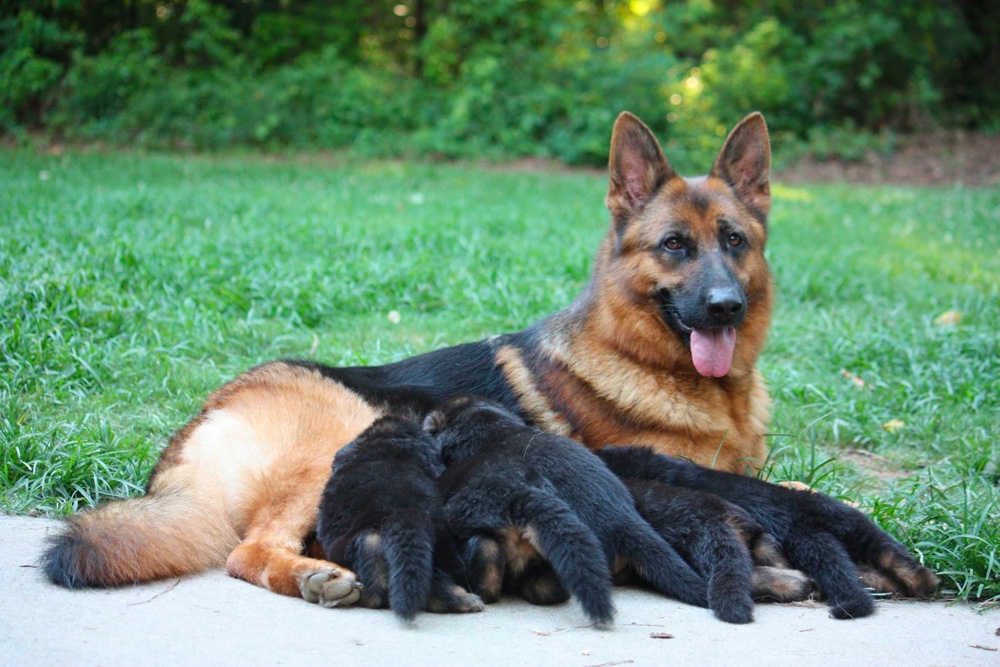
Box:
43;112;934;613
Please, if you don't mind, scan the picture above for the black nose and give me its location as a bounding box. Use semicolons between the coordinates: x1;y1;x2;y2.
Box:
706;287;745;326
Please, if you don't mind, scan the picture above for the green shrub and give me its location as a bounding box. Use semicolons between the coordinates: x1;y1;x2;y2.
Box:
1;1;996;158
0;10;81;129
51;31;161;135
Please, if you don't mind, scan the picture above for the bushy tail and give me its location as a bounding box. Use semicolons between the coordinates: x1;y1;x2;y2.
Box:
381;509;436;623
509;486;614;626
42;487;237;588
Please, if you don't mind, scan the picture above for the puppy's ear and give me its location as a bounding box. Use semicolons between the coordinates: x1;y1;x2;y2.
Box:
606;112;675;219
422;409;446;436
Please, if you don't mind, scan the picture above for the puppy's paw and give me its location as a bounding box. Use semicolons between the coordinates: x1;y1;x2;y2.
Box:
829;592;875;620
427;584;486;614
300;567;363;608
451;590;486;614
751;566;813;603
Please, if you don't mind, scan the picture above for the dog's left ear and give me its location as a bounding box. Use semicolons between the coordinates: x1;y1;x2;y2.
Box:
606;112;676;219
710;112;771;218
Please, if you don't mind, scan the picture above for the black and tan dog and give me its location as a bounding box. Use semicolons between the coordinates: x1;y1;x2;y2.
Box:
427;395;708;626
597;446;939;619
315;416;483;622
42;111;935;615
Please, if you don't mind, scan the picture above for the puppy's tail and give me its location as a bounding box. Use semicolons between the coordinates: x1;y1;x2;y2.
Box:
509;486;614;626
42;482;237;588
381;508;435;623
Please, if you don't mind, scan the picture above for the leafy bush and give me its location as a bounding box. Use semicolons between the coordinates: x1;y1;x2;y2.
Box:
51;31;161;134
1;0;997;161
0;10;80;129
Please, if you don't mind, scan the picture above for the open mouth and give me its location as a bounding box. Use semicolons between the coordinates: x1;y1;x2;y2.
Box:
657;290;737;378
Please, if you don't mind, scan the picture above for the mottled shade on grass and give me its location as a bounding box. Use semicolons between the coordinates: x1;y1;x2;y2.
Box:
1;150;997;606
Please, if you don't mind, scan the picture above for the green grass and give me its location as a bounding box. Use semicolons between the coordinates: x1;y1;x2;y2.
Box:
1;150;997;606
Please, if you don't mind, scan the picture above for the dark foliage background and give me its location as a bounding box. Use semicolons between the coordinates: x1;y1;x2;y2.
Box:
2;0;997;168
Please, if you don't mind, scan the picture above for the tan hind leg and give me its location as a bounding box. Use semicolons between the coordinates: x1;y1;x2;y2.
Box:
225;457;363;605
170;361;380;603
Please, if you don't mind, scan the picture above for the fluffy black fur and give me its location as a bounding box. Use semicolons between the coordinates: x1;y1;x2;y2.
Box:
315;416;482;623
596;446;939;619
613;478;812;623
426;396;711;627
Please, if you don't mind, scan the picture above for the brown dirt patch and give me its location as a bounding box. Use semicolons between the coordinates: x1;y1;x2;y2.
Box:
839;448;912;481
777;132;1000;187
15;131;1000;187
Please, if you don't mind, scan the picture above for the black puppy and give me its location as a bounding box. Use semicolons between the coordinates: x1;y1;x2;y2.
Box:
596;446;939;619
612;477;813;623
425;396;712;626
315;416;483;623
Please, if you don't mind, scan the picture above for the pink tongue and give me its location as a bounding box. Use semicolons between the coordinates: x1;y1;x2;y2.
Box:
690;328;737;377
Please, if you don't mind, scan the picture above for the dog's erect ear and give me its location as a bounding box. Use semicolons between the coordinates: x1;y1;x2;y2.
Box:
710;112;771;218
422;410;446;436
606;112;675;217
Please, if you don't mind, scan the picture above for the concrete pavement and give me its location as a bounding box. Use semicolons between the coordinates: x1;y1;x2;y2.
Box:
2;515;997;666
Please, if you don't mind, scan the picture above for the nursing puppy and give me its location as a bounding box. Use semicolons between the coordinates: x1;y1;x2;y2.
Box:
426;396;713;626
596;446;939;619
612;477;813;623
315;416;483;623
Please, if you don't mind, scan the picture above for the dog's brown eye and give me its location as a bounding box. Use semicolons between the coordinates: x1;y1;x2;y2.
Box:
663;236;683;251
728;233;743;248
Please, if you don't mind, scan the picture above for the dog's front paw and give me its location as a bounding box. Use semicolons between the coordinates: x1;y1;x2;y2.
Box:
300;567;363;608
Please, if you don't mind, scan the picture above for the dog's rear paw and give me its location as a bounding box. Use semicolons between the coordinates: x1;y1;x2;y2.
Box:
300;567;363;608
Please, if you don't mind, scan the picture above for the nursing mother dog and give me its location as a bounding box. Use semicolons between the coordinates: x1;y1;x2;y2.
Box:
42;112;934;614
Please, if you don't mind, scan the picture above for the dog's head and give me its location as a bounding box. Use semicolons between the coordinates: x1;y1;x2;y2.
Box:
597;112;773;378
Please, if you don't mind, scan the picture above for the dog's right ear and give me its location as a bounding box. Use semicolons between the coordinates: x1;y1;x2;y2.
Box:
422;410;446;436
606;112;675;219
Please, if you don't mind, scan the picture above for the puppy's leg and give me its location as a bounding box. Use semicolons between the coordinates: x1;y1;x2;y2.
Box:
834;525;939;600
783;529;874;619
458;536;506;603
342;531;389;609
748;531;792;568
515;566;571;606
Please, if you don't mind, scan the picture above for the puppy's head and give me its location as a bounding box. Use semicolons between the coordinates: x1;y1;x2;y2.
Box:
335;415;444;476
423;395;524;465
